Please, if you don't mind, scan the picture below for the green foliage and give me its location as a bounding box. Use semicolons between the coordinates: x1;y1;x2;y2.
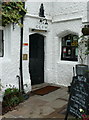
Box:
1;2;27;26
3;87;24;108
5;88;19;95
9;96;20;106
4;87;19;96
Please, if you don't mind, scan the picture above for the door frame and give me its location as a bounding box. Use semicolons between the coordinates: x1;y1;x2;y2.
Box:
29;33;46;86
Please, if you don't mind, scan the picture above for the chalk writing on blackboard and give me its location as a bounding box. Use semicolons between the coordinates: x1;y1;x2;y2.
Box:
67;76;89;118
77;76;87;82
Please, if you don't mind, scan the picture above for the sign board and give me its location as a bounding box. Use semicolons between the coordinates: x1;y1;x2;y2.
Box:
35;24;48;31
30;20;48;32
65;76;89;119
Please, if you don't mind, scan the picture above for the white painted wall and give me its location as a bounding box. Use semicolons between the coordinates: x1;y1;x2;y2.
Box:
25;2;53;19
52;2;87;21
23;15;52;89
51;19;82;86
0;2;89;96
26;2;87;22
1;24;20;88
1;23;31;93
25;2;88;87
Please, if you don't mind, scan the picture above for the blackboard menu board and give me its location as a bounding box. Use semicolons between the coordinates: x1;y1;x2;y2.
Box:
67;76;89;118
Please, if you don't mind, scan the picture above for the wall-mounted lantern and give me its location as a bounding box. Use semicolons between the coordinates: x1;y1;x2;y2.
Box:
39;18;48;25
39;3;48;25
39;3;45;17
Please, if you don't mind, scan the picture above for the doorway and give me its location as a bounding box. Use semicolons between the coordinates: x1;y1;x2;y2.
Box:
29;33;44;85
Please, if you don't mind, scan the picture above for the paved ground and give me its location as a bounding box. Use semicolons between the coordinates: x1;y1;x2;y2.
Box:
1;83;72;119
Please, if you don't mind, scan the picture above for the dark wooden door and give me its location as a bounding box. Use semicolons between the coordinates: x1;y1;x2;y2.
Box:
29;33;44;85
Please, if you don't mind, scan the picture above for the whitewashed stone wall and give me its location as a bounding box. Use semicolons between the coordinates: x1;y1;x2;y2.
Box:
1;24;20;90
0;2;89;95
25;2;53;19
51;19;82;86
25;2;88;86
23;15;52;89
52;2;87;21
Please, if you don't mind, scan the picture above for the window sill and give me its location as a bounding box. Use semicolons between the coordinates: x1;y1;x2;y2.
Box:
57;60;78;65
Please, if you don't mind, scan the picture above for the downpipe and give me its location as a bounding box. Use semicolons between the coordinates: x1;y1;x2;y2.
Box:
19;2;25;94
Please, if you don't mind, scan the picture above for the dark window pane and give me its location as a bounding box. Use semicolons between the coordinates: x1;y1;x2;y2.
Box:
0;30;3;57
61;34;78;61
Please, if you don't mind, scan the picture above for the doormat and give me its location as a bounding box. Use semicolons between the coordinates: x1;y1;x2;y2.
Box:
31;85;60;96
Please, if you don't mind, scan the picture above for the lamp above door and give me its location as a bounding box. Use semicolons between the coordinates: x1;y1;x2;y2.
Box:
39;3;45;17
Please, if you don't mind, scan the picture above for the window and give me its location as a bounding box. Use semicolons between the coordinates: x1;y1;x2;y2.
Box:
0;30;4;57
61;34;78;61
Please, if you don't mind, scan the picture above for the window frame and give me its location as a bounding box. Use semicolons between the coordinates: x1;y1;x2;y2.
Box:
61;34;78;62
0;29;4;57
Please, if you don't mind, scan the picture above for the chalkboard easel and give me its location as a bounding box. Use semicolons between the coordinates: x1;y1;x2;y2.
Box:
65;76;89;120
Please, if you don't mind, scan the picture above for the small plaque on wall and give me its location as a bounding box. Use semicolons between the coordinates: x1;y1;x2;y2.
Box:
23;54;28;60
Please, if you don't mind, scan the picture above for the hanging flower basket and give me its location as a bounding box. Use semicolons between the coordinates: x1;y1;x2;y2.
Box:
82;27;89;35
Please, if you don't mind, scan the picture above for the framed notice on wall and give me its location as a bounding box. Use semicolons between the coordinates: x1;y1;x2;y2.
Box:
23;54;28;60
